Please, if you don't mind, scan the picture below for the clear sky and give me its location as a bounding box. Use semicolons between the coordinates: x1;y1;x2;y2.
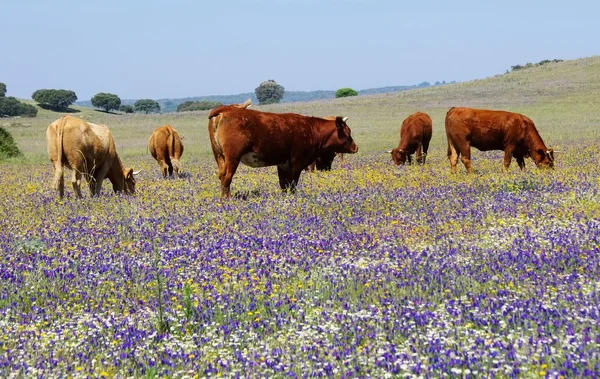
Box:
1;0;598;101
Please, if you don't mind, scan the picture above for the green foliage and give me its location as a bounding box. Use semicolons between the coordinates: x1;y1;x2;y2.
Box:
0;127;23;160
134;99;160;114
91;92;121;112
0;83;6;97
0;97;37;117
176;100;222;112
119;105;134;114
31;89;77;110
511;59;564;71
335;88;358;98
255;80;285;105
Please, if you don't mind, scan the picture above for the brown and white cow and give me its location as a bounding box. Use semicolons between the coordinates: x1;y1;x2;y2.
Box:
46;115;139;198
389;112;432;165
208;107;358;197
445;107;554;173
148;125;184;178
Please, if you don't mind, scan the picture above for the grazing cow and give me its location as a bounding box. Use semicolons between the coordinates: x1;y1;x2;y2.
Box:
445;107;554;173
208;107;358;197
148;125;184;178
305;151;338;172
46;115;139;198
389;112;433;165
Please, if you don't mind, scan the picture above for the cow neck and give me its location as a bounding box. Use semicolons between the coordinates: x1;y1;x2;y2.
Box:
314;118;337;151
524;126;548;150
107;154;126;191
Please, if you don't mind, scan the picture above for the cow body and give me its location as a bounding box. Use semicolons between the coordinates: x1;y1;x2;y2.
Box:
445;107;554;173
46;116;138;198
208;107;358;197
148;125;184;178
390;112;432;165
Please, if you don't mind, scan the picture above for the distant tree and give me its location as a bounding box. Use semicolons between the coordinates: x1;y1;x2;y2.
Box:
255;80;285;105
119;104;134;113
418;81;431;88
335;88;358;98
434;81;441;86
0;127;23;160
0;83;6;97
0;97;37;117
91;92;121;112
134;99;160;114
32;89;77;110
163;100;176;113
177;100;222;112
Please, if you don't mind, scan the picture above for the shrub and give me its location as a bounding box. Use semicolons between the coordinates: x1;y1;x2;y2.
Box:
176;100;222;112
0;97;37;117
134;99;160;114
0;127;22;160
119;105;134;114
91;92;121;112
255;80;285;105
32;89;77;110
0;82;6;97
335;88;358;98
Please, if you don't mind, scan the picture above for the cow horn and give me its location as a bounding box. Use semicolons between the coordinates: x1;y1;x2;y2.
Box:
342;116;349;122
386;150;392;153
133;170;141;175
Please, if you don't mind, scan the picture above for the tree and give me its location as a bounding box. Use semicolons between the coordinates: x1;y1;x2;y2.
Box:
0;97;37;117
0;83;6;97
335;88;358;98
119;105;134;113
177;100;222;112
91;92;121;112
32;89;77;110
255;80;285;105
134;99;160;114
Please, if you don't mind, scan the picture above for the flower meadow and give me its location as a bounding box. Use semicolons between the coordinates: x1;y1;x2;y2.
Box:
1;145;600;378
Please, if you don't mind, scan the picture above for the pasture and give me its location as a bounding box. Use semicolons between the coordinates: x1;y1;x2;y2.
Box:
1;57;599;377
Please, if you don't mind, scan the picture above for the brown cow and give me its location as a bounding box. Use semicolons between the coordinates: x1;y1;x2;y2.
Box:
46;115;139;198
148;125;184;178
445;107;554;173
389;112;432;165
208;107;358;197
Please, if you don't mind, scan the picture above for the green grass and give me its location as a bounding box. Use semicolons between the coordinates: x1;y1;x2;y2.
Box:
4;56;600;166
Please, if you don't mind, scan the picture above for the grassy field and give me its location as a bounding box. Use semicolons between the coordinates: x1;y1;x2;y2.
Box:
0;57;599;377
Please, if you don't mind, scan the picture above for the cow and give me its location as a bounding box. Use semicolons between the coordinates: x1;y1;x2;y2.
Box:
46;115;139;198
208;107;358;197
148;125;184;178
445;107;554;173
305;151;338;172
389;112;432;165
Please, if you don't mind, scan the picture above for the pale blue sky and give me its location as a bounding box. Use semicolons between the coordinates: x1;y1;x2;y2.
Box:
1;0;598;100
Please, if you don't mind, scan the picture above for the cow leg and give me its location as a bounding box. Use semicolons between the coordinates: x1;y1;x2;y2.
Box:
220;157;240;198
422;141;430;164
416;145;423;164
516;156;526;171
158;160;168;178
171;158;181;178
167;161;174;177
458;144;473;173
503;148;513;171
407;155;412;165
91;163;111;196
71;170;83;198
52;161;65;198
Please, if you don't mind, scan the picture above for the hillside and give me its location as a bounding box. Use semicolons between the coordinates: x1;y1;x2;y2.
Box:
75;82;443;112
4;55;599;162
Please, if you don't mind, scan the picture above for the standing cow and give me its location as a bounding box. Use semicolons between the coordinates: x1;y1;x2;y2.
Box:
46;116;139;198
208;107;358;197
445;107;554;173
148;125;184;178
389;112;432;165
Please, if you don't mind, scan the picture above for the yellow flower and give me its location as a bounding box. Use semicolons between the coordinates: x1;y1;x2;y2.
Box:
539;371;546;376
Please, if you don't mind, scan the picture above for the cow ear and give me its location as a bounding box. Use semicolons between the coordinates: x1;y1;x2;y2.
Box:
335;117;344;129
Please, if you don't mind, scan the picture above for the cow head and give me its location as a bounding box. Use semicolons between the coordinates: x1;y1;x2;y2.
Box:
390;148;407;165
532;148;555;169
334;117;358;154
123;168;140;194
